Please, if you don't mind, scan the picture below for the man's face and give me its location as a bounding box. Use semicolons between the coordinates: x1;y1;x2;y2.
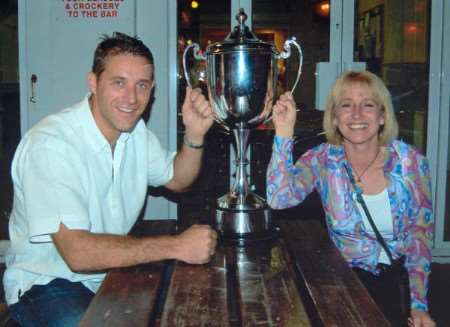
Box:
88;53;154;145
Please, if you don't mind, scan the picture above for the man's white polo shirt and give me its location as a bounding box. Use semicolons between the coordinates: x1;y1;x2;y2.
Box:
4;95;175;305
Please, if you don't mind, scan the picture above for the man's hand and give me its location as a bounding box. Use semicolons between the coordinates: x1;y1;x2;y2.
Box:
182;87;214;144
408;310;436;327
173;225;218;264
272;92;297;138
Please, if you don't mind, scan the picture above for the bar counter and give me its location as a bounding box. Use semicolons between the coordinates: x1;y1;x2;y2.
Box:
79;216;389;326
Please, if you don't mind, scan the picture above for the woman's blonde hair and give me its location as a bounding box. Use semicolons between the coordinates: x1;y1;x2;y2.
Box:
322;70;399;145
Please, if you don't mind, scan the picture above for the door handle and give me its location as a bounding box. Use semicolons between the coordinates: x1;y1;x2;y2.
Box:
30;74;37;103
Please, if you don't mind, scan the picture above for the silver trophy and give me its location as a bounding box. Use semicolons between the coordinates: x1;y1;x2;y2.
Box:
183;9;302;241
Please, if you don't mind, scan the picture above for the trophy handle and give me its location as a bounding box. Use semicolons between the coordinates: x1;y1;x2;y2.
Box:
182;43;207;88
276;37;303;94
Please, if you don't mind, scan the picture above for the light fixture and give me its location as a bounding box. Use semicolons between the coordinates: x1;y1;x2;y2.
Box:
405;23;418;34
191;1;199;9
314;0;330;18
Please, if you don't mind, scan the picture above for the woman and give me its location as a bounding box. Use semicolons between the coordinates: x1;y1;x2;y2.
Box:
267;70;435;327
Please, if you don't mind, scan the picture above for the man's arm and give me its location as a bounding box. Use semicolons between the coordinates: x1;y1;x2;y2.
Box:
165;87;214;192
51;223;217;272
165;138;204;192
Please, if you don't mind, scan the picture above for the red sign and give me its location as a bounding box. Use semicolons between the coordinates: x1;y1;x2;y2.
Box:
64;0;124;18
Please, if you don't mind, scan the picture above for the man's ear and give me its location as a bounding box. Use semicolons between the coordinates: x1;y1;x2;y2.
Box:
150;80;155;92
87;72;97;94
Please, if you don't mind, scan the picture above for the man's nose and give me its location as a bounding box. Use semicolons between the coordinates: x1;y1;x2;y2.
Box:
126;86;138;104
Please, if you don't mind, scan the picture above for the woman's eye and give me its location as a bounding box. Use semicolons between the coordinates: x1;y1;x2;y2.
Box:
362;102;377;110
338;102;352;110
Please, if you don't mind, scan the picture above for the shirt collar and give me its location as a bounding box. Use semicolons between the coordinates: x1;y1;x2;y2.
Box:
327;144;346;165
327;141;399;169
384;140;402;178
326;141;401;194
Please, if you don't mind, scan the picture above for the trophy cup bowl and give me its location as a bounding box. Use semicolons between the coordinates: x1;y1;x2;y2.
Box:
183;9;302;243
207;47;276;128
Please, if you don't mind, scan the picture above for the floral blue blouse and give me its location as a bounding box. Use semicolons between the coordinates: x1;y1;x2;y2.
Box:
267;136;433;311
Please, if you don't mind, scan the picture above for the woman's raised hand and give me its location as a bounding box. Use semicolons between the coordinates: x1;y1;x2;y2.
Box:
272;92;297;138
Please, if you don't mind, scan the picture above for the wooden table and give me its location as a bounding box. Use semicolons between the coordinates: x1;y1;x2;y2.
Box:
79;217;389;327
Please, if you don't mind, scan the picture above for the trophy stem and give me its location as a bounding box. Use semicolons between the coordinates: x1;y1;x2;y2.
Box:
214;125;274;242
231;127;251;200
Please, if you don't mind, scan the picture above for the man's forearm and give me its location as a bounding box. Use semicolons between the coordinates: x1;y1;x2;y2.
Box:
165;143;204;192
52;223;217;272
52;225;179;272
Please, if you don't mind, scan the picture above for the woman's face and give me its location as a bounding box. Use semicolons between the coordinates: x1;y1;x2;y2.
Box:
333;84;384;147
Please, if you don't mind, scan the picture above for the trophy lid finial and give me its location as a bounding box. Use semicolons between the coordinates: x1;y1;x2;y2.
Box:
225;8;257;44
207;9;276;53
236;8;247;26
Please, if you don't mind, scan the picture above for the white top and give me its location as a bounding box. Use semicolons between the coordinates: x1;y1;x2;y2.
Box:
4;95;175;305
356;189;394;264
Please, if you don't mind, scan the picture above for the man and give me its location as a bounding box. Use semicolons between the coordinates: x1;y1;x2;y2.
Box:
4;32;217;327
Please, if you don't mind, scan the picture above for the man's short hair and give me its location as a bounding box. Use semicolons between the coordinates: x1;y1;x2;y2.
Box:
92;32;154;78
322;70;399;145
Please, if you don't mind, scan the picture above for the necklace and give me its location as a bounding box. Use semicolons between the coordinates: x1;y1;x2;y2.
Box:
346;148;381;183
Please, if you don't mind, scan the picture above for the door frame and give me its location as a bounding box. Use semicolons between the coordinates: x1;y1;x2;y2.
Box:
234;0;450;260
428;0;450;260
334;0;450;260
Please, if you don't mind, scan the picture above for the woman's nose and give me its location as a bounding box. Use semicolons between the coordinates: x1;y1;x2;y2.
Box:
350;103;362;117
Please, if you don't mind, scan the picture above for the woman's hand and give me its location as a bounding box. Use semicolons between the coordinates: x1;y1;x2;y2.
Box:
272;92;297;138
408;310;436;327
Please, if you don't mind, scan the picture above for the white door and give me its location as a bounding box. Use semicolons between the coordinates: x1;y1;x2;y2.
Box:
18;0;177;219
18;0;136;131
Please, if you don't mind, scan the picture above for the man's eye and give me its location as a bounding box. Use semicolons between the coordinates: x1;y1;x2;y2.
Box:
114;80;125;87
137;83;149;90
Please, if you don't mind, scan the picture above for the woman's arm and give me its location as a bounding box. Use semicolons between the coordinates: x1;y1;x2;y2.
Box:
266;137;319;209
266;92;320;209
403;152;434;312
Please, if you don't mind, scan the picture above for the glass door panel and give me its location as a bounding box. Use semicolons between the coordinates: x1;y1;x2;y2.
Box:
176;0;231;217
251;0;330;195
177;0;231;106
253;0;330;115
354;0;430;153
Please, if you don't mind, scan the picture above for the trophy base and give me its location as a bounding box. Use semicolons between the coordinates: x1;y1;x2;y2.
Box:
214;196;275;244
219;226;280;247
